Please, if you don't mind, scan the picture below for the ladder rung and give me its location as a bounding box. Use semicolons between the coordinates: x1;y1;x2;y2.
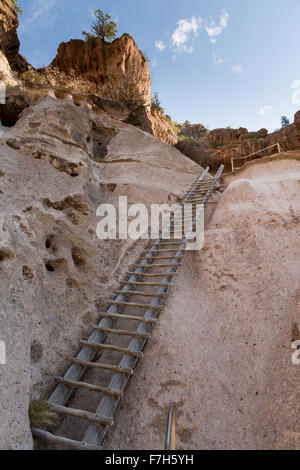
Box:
92;325;150;339
187;192;209;197
120;281;175;287
143;249;184;253
139;256;184;261
126;272;178;277
80;341;144;358
98;312;157;323
47;403;113;426
156;241;185;246
109;301;162;310
114;290;170;298
32;428;103;451
54;376;121;397
69;357;134;375
133;263;182;268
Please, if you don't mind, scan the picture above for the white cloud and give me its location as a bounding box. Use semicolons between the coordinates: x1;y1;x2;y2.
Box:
292;80;300;89
151;58;158;68
259;105;273;116
205;12;229;43
231;64;243;74
291;80;300;105
19;0;57;34
171;17;202;52
155;40;166;52
213;53;226;66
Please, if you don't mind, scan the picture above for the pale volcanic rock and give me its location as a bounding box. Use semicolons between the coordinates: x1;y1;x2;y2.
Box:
106;152;300;450
0;94;203;449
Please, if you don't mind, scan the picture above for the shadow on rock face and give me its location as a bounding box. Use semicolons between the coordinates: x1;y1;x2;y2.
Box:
91;121;116;161
0;94;29;127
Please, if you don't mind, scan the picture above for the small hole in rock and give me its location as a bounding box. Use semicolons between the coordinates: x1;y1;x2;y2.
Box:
45;263;55;272
45;234;55;250
23;266;34;279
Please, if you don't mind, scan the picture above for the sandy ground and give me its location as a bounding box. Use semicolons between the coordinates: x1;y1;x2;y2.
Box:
105;154;300;450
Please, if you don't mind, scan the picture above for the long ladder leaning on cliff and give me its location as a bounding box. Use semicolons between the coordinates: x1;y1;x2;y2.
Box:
32;164;224;450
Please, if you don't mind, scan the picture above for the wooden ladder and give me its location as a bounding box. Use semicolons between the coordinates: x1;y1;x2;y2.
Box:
32;165;224;450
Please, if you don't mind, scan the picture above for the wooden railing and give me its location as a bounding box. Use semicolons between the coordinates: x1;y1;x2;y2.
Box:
231;143;281;172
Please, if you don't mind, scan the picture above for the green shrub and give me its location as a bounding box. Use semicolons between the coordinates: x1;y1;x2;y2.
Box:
170;121;180;134
179;135;202;147
211;139;222;149
127;110;142;127
21;70;46;88
141;51;150;63
29;399;59;429
152;92;165;114
12;0;23;15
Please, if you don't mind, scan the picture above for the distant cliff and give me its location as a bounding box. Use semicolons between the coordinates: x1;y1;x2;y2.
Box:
176;114;300;172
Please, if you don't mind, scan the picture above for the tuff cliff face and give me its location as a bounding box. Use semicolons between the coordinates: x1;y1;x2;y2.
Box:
107;152;300;450
125;104;178;146
50;34;151;110
0;89;203;450
47;33;177;145
176;115;300;172
0;0;27;73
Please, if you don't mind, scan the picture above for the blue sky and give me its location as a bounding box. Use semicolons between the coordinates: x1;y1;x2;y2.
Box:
18;0;300;132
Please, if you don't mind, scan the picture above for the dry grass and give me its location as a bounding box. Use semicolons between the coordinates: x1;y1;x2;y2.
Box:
29;399;59;429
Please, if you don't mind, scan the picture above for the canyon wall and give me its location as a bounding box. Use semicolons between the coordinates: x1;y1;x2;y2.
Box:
176;115;300;172
0;91;203;450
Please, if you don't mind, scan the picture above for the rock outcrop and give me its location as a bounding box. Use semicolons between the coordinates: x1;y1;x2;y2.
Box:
50;34;151;110
176;116;300;172
0;92;203;449
126;104;178;146
48;34;177;145
0;0;27;73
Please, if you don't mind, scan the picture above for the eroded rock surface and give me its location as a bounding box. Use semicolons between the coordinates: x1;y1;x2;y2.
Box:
47;34;177;145
50;34;151;110
0;94;202;449
106;153;300;450
0;0;27;73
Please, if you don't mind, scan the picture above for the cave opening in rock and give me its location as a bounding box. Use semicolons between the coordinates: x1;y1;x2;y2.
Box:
45;263;55;272
0;94;29;128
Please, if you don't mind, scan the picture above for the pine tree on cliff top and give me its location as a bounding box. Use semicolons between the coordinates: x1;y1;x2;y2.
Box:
281;116;290;128
82;9;118;42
